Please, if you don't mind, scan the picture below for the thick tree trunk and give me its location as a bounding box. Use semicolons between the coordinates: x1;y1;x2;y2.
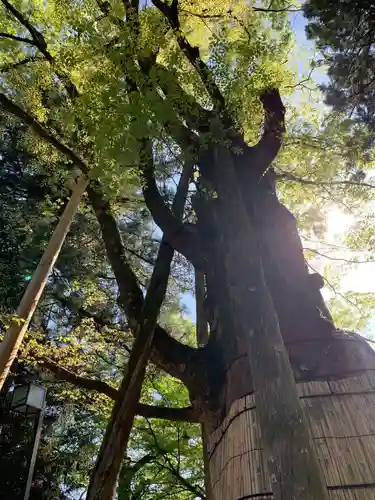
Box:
191;139;375;499
206;363;375;500
194;146;329;500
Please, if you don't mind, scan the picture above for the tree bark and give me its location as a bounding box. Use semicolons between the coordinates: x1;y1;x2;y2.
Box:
86;164;192;500
194;144;329;500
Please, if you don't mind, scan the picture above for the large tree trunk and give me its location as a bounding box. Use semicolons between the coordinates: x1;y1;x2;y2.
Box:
189;135;375;499
192;144;329;500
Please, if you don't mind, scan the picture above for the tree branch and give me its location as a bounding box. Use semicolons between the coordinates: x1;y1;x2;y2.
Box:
147;419;206;498
1;0;47;49
152;63;212;134
0;93;198;389
304;247;375;265
138;403;199;422
252;88;286;172
0;31;35;44
87;184;200;386
0;56;42;73
152;0;226;114
252;5;303;13
38;357;199;421
0;92;89;172
122;0;140;35
276;170;375;189
140;139;203;268
87;186;145;327
39;356;118;398
87;162;198;498
137;56;202;153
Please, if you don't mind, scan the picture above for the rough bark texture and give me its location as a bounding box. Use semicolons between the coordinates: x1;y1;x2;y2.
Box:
86;164;192;500
192;142;329;499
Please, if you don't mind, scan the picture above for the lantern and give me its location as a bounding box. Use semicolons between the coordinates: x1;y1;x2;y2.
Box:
9;383;46;417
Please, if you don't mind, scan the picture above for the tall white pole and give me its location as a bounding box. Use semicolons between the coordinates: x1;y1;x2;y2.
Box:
0;175;88;390
24;405;45;500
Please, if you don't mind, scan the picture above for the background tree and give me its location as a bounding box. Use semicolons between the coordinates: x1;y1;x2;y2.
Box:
304;1;375;131
302;0;375;329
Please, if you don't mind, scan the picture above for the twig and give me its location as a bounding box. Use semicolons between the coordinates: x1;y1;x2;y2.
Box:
304;247;374;264
276;170;375;190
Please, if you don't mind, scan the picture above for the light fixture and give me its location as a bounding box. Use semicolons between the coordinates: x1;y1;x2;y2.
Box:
9;383;46;417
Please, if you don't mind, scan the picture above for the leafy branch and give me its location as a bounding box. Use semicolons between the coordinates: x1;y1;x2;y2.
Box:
0;0;78;97
152;0;227;114
146;418;206;499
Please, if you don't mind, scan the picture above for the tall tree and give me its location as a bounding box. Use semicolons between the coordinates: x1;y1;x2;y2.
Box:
0;1;374;499
304;1;375;129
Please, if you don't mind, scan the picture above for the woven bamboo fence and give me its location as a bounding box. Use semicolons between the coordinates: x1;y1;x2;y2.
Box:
207;335;375;499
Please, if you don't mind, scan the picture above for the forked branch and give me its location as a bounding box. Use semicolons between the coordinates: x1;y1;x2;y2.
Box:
140;139;203;268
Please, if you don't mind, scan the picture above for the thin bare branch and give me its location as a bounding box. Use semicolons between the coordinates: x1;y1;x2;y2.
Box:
39;356;199;421
0;31;35;44
276;170;375;190
252;5;302;13
304;247;375;264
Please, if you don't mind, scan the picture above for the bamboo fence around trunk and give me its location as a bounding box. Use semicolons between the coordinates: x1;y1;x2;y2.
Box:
207;336;375;500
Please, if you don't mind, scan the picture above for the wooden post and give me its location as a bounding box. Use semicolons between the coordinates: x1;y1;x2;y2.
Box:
0;175;88;391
